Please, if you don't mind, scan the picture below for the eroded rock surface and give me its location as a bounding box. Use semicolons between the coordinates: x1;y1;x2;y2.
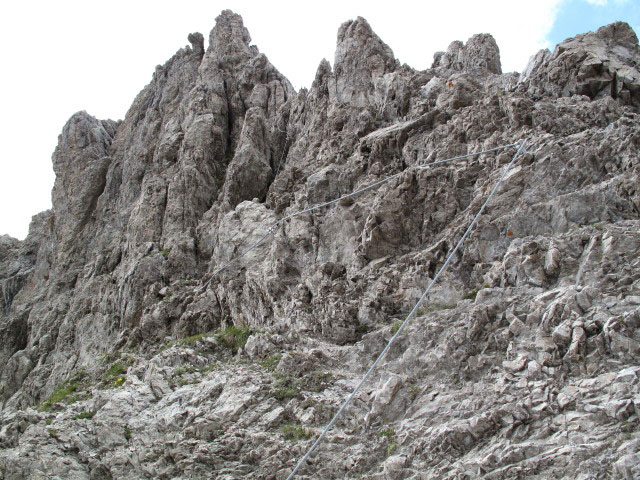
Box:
1;12;639;480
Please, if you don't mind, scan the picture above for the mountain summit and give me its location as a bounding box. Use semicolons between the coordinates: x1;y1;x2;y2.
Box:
1;12;639;479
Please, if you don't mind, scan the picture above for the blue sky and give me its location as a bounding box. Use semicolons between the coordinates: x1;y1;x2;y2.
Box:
549;0;640;47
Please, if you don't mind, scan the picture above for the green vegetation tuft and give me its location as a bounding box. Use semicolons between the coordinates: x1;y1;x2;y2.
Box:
172;365;196;377
104;362;127;378
200;362;219;374
100;353;117;365
48;428;58;438
271;374;301;401
355;324;369;335
74;410;95;420
270;369;334;400
39;371;89;412
260;354;282;371
160;249;169;259
377;426;395;442
299;370;334;393
124;427;132;441
391;321;402;335
215;325;252;354
408;384;421;400
162;332;215;351
281;424;314;442
463;284;489;301
377;426;398;455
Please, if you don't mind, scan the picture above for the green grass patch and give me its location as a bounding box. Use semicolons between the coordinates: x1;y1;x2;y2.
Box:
377;426;395;442
124;427;132;441
408;384;420;400
270;369;333;400
260;354;282;371
74;410;95;420
299;371;334;393
162;332;215;351
39;371;89;412
355;324;370;335
463;289;480;300
281;424;314;442
172;365;196;377
271;374;301;401
391;321;402;335
200;362;219;374
104;362;127;378
215;325;252;354
100;353;118;365
176;377;194;387
162;327;252;355
463;284;489;301
160;249;169;259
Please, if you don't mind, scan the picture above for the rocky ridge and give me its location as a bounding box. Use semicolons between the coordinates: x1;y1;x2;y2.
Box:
1;10;639;479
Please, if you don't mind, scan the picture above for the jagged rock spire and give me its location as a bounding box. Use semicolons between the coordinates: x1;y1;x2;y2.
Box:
333;17;399;106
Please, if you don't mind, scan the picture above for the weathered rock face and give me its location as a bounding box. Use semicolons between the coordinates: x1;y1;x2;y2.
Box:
523;21;640;105
1;12;640;480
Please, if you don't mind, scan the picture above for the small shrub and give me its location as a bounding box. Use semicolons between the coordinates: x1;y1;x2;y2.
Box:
74;410;95;420
215;325;252;354
260;354;282;371
45;418;53;426
48;428;58;438
160;249;169;259
124;427;132;441
387;443;397;456
281;424;314;442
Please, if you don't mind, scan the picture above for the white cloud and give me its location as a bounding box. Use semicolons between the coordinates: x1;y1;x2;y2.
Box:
0;0;563;239
584;0;631;5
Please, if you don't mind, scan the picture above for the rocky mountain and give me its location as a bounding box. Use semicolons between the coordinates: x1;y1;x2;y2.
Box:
1;10;639;479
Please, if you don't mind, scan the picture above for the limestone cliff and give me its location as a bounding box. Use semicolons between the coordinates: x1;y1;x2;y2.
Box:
1;11;639;479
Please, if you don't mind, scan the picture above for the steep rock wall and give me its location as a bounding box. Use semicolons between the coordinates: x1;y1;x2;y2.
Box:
0;13;639;480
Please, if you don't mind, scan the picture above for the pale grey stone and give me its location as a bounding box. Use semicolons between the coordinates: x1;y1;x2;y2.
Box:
0;11;639;480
